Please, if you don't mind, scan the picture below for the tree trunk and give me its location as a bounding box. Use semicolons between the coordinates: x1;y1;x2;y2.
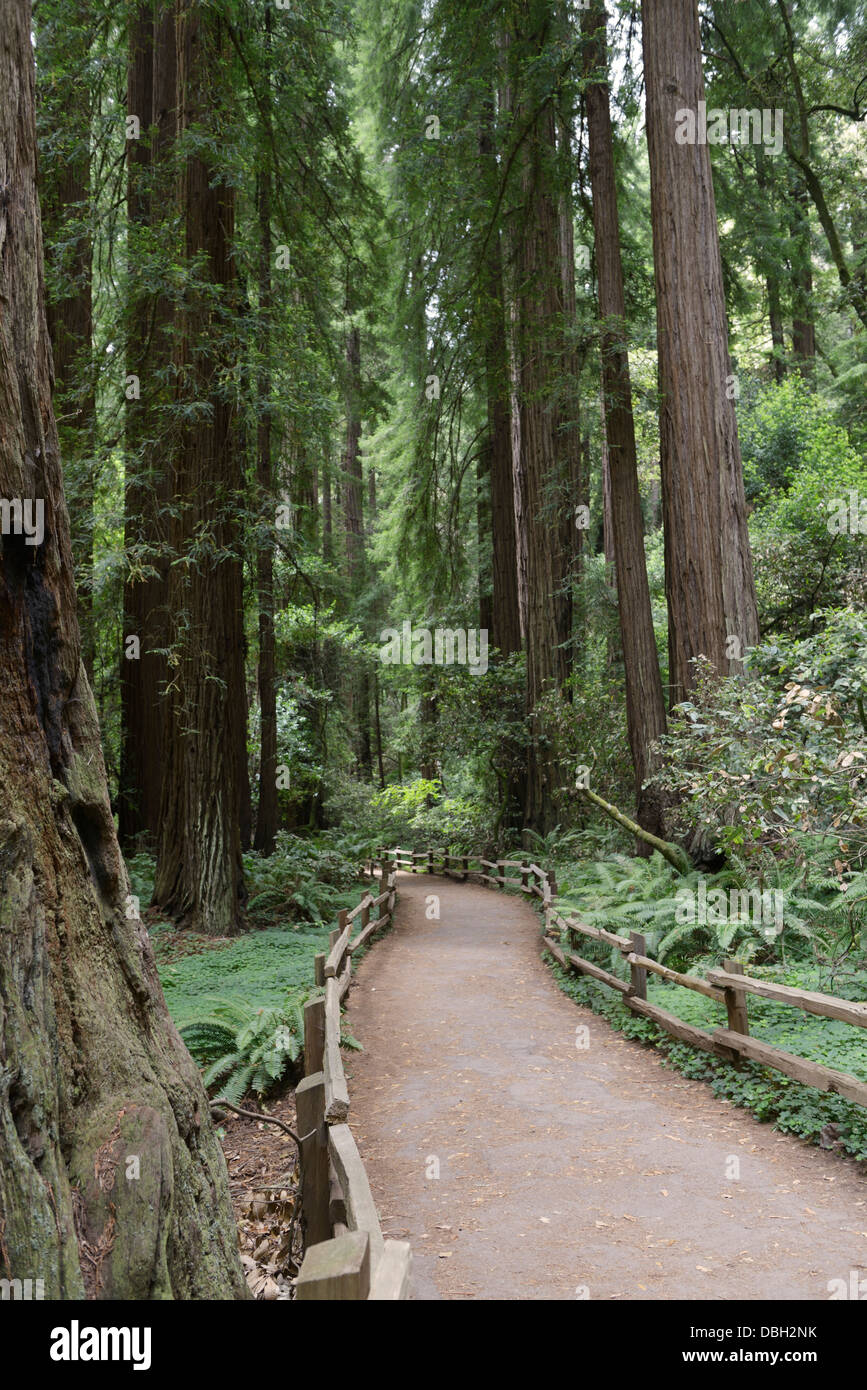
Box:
120;1;174;845
342;326;363;579
508;2;565;832
480;108;521;658
152;0;246;934
642;0;759;706
789;179;816;375
0;0;247;1299
253;157;277;855
583;1;668;837
38;0;95;679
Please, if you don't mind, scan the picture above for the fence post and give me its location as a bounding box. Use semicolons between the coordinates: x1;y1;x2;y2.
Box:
314;952;326;987
497;860;504;891
548;867;557;899
428;848;433;874
296;1231;371;1300
722;958;750;1036
521;861;529;894
304;997;326;1076
296;1071;330;1247
360;891;370;933
462;854;468;882
630;932;648;1000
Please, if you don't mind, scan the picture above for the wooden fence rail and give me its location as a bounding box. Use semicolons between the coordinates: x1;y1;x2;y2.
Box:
295;859;411;1301
390;846;867;1117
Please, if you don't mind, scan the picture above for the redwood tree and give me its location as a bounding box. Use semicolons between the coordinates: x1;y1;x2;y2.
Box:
0;0;246;1298
120;0;175;844
152;0;247;933
583;1;668;836
642;0;759;705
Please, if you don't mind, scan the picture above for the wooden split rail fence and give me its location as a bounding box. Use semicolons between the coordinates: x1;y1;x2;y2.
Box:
295;859;412;1300
390;846;867;1113
297;845;867;1296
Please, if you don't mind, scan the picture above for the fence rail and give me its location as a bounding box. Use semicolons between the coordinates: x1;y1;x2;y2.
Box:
295;858;411;1301
296;845;867;1297
388;846;867;1118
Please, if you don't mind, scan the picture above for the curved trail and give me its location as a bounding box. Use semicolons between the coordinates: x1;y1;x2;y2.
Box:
345;872;866;1300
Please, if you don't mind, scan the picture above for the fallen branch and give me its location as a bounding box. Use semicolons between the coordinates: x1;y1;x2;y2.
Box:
210;1099;306;1148
577;786;690;873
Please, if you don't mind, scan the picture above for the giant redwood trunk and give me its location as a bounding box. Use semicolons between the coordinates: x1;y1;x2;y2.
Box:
583;2;668;836
120;1;174;845
642;0;759;706
0;0;246;1298
37;0;96;678
480;109;521;659
254;161;278;856
507;0;567;831
152;0;246;933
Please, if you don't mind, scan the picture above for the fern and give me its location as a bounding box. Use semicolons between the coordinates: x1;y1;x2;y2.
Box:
179;987;315;1101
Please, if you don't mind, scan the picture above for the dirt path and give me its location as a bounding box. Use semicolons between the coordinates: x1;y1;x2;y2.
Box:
345;872;867;1300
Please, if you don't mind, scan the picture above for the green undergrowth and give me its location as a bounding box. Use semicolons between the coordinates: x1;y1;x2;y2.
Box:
544;951;867;1162
143;852;373;1102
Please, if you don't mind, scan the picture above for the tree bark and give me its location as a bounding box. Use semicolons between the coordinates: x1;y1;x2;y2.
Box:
508;1;565;832
38;0;95;679
642;0;759;706
0;0;247;1298
152;0;246;934
789;179;816;375
120;1;174;845
583;1;668;837
342;325;363;580
253;50;277;856
480;108;521;658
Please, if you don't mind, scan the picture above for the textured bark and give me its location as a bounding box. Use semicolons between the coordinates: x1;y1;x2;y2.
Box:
254;164;277;857
152;0;246;934
38;0;95;678
120;1;174;845
583;2;668;837
553;100;582;687
642;0;759;706
480;111;521;658
789;180;816;375
342;326;363;579
754;147;786;382
0;0;247;1299
507;1;566;831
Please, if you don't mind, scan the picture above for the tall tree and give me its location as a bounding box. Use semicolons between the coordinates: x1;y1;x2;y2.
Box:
479;105;521;658
254;157;278;854
120;0;175;844
37;0;96;676
152;0;247;933
582;1;668;835
0;0;246;1298
642;0;759;705
505;0;575;830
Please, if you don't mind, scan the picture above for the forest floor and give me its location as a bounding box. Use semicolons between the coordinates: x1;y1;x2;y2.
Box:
345;872;867;1300
219;1092;302;1300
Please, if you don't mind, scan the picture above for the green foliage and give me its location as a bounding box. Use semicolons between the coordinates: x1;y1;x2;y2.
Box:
741;380;867;635
654;634;867;873
546;955;867;1162
178;992;310;1105
243;833;365;925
